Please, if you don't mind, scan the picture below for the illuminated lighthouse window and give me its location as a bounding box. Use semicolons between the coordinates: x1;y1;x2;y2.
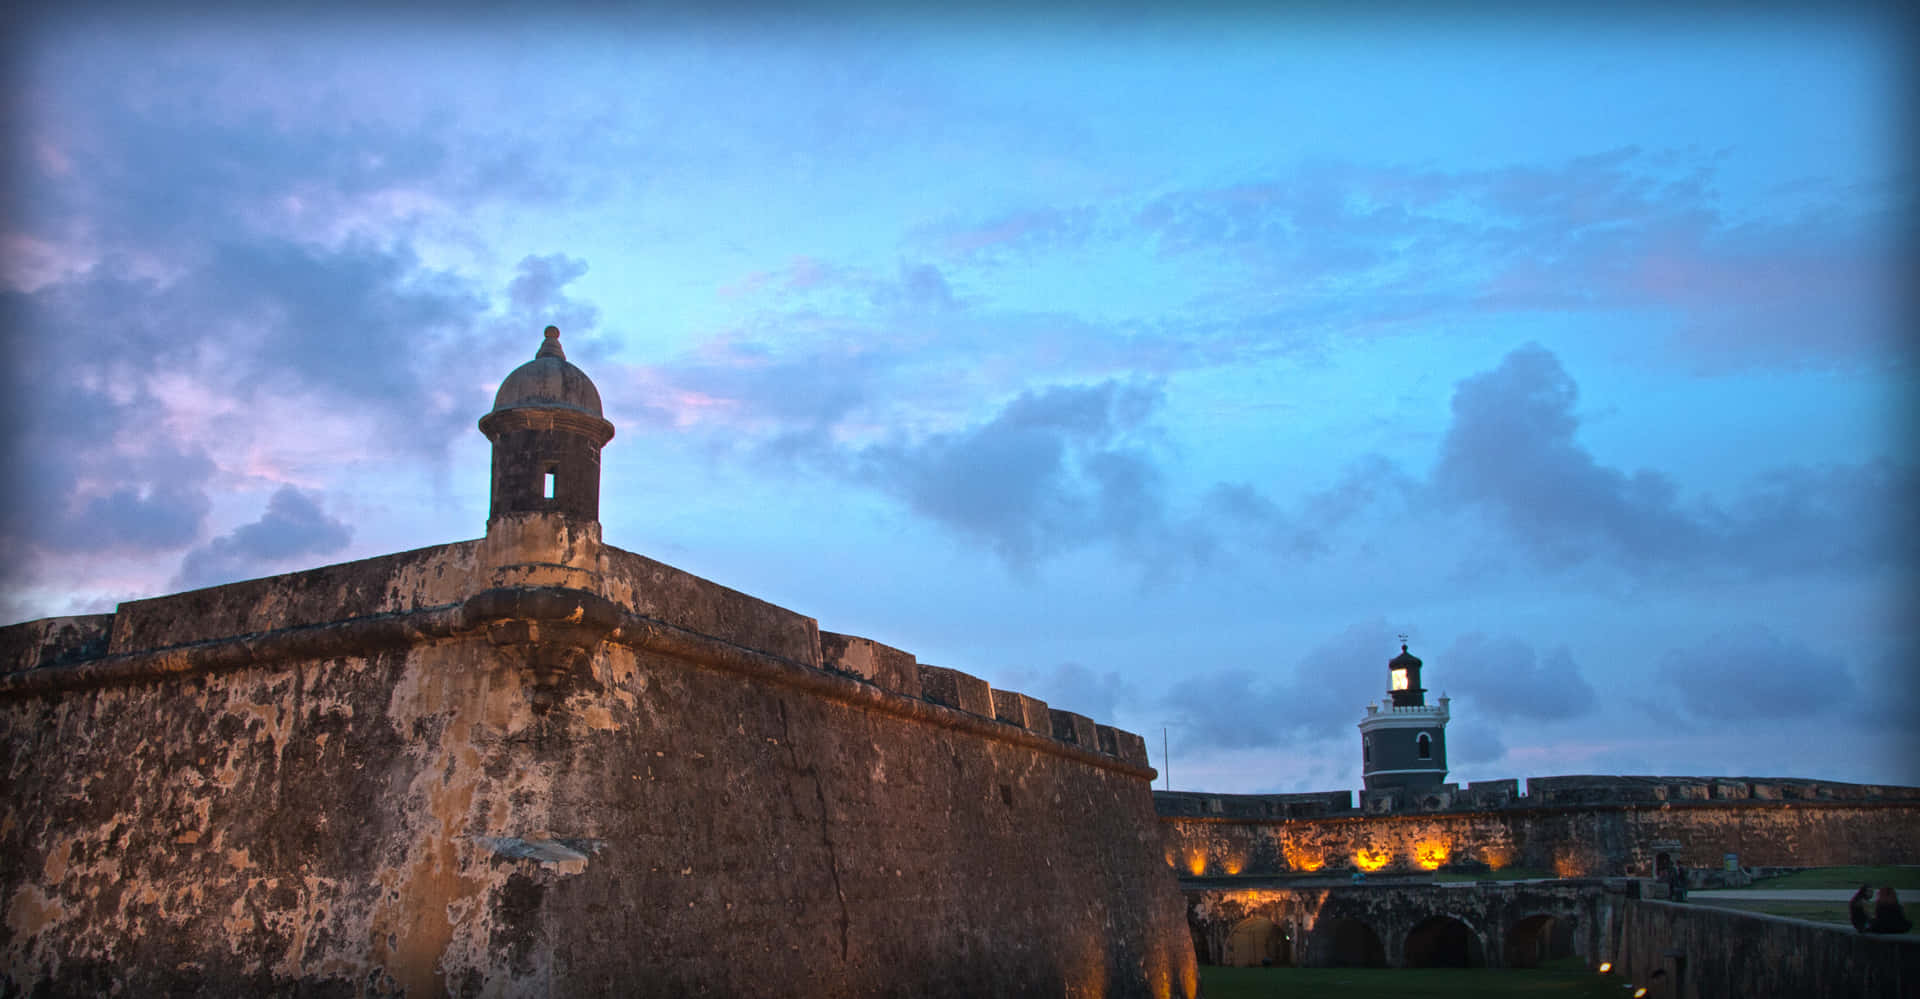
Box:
1391;669;1410;691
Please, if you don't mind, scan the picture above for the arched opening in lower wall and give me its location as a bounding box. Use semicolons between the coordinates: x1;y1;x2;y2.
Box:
1223;916;1290;967
1504;913;1575;968
1320;918;1386;968
1404;915;1485;968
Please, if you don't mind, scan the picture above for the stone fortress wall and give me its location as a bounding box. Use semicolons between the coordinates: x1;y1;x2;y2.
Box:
1157;775;1920;880
1;517;1196;997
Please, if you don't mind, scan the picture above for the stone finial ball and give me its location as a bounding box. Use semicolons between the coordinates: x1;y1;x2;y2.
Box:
544;325;561;339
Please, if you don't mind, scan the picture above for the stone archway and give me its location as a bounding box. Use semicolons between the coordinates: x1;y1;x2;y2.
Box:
1504;913;1575;968
1404;915;1485;968
1223;916;1291;967
1319;917;1386;968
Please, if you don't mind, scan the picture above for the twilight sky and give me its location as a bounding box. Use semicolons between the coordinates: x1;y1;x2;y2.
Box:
4;6;1914;793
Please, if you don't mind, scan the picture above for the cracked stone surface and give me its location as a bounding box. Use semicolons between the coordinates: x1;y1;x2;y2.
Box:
1;527;1193;997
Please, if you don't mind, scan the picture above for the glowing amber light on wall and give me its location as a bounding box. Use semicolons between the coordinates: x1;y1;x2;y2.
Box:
1598;963;1612;973
1146;945;1170;999
1353;846;1391;871
1554;851;1590;878
1283;842;1325;873
1413;839;1451;870
1221;853;1246;876
1184;849;1207;876
1481;845;1514;871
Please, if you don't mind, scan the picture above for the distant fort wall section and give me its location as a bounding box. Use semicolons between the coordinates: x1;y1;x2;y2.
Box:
1156;777;1920;879
1;529;1195;997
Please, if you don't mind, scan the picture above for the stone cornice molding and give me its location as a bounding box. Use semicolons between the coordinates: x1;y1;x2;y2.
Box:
478;405;616;446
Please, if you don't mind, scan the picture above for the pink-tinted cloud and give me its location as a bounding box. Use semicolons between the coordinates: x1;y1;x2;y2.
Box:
1133;150;1907;370
925;206;1098;259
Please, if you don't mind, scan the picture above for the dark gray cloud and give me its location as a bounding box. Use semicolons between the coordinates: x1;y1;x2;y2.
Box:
1852;647;1920;778
1163;618;1394;752
1160;669;1293;752
1;61;602;607
15;47;573;262
202;240;492;427
1854;647;1920;727
2;44;600;600
507;253;601;336
4;239;495;461
854;379;1176;567
0;282;217;565
1430;343;1918;576
1432;343;1705;567
1713;460;1919;574
172;485;351;591
1441;632;1597;722
61;465;214;555
1205;454;1417;561
871;262;958;313
624;328;1910;594
0;243;598;580
1448;725;1508;767
1658;627;1859;720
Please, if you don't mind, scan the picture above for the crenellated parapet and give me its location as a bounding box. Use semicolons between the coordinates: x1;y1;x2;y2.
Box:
1155;773;1920;882
1156;789;1356;820
1155;774;1920;823
1520;774;1920;805
818;632;1152;770
0;557;1155;778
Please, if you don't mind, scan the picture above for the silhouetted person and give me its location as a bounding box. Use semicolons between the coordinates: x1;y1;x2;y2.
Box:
1668;863;1687;902
1868;887;1912;934
1850;886;1873;932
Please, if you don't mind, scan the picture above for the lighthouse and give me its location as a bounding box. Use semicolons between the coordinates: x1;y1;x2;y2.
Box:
1358;641;1450;790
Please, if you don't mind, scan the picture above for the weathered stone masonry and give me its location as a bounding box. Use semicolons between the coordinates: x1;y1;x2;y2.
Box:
1158;778;1920;881
1;523;1196;998
0;328;1196;998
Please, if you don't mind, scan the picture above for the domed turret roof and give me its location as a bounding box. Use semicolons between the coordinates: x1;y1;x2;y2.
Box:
489;326;604;418
1389;644;1422;669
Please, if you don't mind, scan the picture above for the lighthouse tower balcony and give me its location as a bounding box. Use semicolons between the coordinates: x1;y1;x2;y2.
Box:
1362;698;1451;723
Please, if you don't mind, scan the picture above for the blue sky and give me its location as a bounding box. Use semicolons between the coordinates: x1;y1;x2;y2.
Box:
4;5;1914;793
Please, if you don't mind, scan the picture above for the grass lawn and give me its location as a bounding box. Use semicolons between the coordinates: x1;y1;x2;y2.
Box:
1746;865;1920;890
1197;963;1626;998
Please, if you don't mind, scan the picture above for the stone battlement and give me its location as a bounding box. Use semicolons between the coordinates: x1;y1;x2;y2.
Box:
0;537;1152;776
0;527;1179;996
1155;773;1920;822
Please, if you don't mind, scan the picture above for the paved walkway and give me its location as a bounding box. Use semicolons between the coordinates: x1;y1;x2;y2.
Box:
1689;889;1855;901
